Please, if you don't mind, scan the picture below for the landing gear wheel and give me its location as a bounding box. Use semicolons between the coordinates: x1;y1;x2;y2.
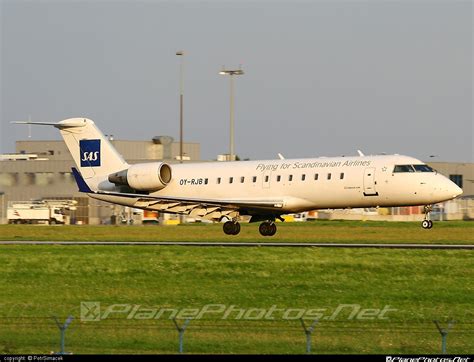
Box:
223;221;241;235
259;222;269;236
259;221;277;236
428;220;433;229
421;220;430;229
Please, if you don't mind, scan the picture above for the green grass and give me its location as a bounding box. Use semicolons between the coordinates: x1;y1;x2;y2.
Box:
0;220;473;244
0;230;473;354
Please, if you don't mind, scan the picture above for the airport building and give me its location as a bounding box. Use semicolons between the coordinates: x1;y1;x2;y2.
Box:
0;137;200;224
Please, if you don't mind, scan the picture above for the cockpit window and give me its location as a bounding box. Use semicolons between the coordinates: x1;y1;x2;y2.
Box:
393;164;436;173
413;164;435;172
393;165;415;173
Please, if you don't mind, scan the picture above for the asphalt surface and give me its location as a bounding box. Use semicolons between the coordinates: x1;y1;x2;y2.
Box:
0;241;473;249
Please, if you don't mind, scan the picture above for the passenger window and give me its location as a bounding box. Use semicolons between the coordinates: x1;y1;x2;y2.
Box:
240;176;245;183
289;175;293;182
314;173;319;181
265;175;269;182
229;177;233;184
252;176;257;183
277;175;281;182
217;177;221;184
327;173;332;180
301;174;306;181
340;173;344;180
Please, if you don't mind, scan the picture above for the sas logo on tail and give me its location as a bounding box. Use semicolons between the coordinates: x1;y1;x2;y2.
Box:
80;139;101;167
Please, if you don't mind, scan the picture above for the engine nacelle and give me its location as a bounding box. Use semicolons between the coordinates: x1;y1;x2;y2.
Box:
108;162;172;191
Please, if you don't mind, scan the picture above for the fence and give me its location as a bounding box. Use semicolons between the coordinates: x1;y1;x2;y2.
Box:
0;316;472;354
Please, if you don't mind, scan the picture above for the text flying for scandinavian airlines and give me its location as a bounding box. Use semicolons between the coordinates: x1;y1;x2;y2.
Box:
256;160;372;172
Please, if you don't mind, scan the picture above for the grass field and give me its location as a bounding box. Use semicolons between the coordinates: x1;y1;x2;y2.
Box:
0;221;472;354
0;220;473;244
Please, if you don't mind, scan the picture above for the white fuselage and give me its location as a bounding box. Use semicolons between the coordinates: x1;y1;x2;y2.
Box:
105;154;461;214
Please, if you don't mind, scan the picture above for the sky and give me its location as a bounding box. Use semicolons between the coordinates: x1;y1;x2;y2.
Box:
0;0;472;162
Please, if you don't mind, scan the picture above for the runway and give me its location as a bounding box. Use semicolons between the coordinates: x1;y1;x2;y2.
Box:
0;241;473;249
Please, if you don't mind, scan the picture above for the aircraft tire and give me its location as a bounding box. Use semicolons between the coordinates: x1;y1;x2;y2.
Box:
259;221;277;236
223;221;240;235
223;221;234;235
421;220;430;229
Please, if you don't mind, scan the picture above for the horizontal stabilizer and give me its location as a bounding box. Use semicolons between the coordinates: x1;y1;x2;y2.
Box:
12;119;87;129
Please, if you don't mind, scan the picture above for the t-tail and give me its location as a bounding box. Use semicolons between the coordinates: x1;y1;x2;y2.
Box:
12;118;128;191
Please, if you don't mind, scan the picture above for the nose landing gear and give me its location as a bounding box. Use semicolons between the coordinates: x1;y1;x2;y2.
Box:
421;205;433;229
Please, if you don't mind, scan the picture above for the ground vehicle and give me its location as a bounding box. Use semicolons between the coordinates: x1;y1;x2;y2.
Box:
293;212;308;222
142;210;159;224
7;201;65;224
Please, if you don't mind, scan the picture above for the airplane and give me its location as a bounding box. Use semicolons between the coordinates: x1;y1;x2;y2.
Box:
14;118;463;235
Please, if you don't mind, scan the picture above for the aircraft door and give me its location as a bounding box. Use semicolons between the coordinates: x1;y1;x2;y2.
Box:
363;167;378;196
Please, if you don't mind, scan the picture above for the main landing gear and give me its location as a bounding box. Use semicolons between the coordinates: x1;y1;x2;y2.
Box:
222;218;279;236
259;221;277;237
223;220;241;235
421;205;433;229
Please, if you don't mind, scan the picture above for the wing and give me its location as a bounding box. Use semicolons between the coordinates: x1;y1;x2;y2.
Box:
93;190;285;220
72;168;284;220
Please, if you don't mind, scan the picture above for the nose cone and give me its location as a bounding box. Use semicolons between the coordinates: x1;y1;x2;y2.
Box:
442;178;463;200
450;182;463;198
433;177;463;202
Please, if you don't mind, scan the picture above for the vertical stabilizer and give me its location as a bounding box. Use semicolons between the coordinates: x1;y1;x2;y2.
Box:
13;118;129;188
56;118;128;180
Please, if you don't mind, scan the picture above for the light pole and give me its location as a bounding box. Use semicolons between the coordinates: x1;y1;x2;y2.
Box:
219;66;244;161
176;51;184;163
0;192;4;224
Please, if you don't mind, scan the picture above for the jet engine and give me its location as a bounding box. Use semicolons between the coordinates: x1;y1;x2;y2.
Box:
108;162;172;191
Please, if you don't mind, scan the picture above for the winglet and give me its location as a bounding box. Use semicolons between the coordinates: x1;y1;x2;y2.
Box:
357;150;365;157
277;153;285;160
71;167;93;193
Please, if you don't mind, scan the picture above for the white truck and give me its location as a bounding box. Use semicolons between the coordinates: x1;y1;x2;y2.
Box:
7;201;66;224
